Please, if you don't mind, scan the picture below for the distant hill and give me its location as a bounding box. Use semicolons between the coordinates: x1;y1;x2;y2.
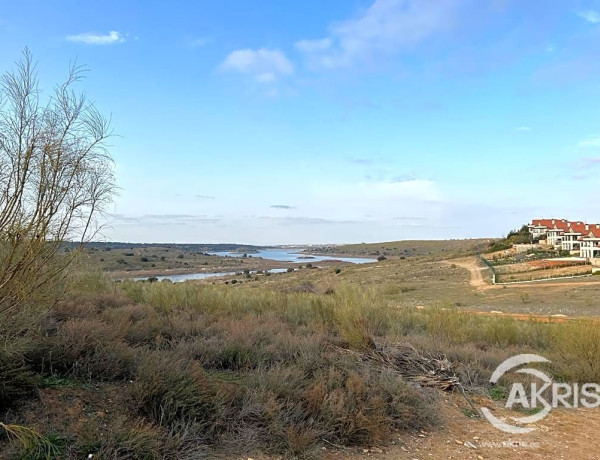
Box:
311;239;496;259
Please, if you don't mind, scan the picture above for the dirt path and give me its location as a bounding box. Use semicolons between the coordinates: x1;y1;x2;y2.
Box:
444;257;600;291
322;396;600;459
443;257;489;289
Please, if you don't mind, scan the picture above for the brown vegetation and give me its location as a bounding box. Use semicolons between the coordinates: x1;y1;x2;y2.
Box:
3;272;600;458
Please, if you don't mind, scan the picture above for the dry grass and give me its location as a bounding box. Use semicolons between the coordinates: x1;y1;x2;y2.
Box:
4;263;600;458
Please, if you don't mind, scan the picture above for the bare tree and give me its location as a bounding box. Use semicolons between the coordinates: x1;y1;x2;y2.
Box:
0;49;115;318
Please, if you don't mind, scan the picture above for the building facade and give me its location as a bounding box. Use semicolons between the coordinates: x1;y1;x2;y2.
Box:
528;219;600;259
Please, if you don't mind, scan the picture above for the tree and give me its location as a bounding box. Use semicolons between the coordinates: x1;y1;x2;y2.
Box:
0;50;115;319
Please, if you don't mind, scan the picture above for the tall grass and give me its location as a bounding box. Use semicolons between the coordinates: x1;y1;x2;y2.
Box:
119;280;589;365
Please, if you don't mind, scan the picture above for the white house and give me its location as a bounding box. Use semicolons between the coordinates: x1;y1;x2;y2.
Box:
561;227;583;252
581;225;600;259
528;219;600;259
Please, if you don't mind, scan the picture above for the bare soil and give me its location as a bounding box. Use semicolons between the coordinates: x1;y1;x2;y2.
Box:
322;394;600;459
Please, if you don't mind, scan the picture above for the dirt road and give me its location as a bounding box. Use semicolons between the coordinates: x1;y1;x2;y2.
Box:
443;257;490;289
445;257;600;291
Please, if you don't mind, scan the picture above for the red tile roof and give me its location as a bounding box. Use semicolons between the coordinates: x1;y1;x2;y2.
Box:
530;219;600;237
531;219;570;230
584;225;600;238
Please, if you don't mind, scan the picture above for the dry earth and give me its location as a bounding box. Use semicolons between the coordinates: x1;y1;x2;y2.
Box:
318;395;600;459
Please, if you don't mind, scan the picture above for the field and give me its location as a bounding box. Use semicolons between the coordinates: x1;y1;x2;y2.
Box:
3;242;600;458
204;253;600;317
76;244;372;280
78;244;292;277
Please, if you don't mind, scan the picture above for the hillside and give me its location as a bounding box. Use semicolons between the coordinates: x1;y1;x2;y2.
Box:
311;238;496;259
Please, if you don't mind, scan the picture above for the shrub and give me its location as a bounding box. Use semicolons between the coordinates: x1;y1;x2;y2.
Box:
78;416;162;460
0;350;39;411
35;318;136;381
283;281;317;294
551;319;600;382
330;287;394;349
377;255;387;261
237;360;438;452
129;351;222;436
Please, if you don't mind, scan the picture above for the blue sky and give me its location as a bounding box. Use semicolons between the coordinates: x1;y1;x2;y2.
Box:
2;0;600;244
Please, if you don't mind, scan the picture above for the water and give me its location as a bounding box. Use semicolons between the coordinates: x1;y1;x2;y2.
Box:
127;249;375;283
130;271;236;282
209;248;376;264
130;267;291;283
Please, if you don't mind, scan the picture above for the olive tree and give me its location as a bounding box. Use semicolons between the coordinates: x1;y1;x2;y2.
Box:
0;50;115;318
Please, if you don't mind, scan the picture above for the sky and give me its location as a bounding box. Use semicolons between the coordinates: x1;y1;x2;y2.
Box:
1;0;600;244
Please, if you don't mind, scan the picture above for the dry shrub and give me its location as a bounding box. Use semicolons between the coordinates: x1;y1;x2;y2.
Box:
177;315;324;371
102;303;211;348
89;292;131;310
309;363;438;445
282;281;318;294
225;359;438;455
77;416;162;460
35;318;135;381
421;307;471;343
551;319;600;382
129;351;223;438
41;292;131;334
101;303;155;324
124;316;164;347
102;304;163;346
47;300;99;322
405;335;523;388
330;286;394;349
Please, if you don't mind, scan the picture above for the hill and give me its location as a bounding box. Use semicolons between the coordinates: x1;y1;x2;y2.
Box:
311;238;496;259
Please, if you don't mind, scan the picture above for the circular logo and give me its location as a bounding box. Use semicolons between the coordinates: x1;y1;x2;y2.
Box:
481;354;552;434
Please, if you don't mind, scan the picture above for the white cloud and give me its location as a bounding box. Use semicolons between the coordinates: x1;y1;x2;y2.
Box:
66;30;125;45
516;126;531;131
220;48;293;83
296;0;461;69
578;135;600;148
576;10;600;23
